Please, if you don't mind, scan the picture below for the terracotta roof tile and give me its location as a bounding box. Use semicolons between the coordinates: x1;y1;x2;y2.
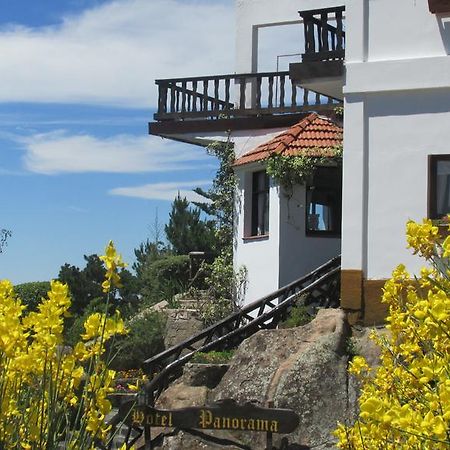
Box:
234;113;343;167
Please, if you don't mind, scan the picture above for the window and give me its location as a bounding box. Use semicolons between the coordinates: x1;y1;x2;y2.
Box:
429;155;450;219
306;167;341;236
251;171;270;236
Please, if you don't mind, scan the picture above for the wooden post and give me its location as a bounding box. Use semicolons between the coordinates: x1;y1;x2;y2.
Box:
266;400;274;450
144;424;152;450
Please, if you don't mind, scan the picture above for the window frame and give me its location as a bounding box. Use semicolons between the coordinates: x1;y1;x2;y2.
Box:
305;166;342;238
428;154;450;220
249;170;270;238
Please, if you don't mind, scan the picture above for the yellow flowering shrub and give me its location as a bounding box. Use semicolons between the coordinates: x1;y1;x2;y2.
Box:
0;241;127;449
335;218;450;449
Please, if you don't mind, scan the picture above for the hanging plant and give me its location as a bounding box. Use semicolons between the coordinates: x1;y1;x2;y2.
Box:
265;145;343;195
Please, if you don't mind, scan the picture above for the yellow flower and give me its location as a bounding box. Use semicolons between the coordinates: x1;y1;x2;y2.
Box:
99;241;126;293
336;219;450;449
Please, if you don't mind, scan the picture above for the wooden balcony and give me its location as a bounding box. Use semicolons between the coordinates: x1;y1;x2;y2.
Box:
150;71;340;138
300;6;345;62
290;6;345;100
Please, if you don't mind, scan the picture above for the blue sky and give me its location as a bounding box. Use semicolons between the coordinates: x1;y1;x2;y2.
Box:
0;0;235;284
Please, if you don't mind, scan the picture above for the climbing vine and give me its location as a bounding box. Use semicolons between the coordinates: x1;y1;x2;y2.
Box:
265;145;343;195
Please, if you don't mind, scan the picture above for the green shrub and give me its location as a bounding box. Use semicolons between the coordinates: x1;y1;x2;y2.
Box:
191;350;234;364
110;311;166;370
279;304;312;328
140;254;191;306
14;281;51;312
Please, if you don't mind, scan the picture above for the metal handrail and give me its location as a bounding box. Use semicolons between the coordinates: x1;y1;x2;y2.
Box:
143;255;341;401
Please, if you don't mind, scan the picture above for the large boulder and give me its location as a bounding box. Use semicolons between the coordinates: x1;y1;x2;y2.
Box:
164;308;204;350
212;308;352;449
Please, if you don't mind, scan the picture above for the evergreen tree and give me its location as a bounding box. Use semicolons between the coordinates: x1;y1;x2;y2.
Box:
0;229;11;254
58;255;106;314
193;139;236;253
165;193;215;255
58;254;139;315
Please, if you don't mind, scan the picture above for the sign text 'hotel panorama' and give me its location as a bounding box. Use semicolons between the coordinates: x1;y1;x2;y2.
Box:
120;399;299;434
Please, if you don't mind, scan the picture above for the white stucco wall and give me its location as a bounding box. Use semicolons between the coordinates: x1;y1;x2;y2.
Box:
234;169;341;305
235;0;346;73
343;1;450;279
234;165;280;304
345;0;450;96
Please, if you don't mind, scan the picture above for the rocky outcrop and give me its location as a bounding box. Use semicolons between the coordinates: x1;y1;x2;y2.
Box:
211;308;352;449
163;309;204;350
153;308;357;449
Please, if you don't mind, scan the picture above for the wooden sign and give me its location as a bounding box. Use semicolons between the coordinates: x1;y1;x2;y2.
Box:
429;0;450;13
119;399;299;434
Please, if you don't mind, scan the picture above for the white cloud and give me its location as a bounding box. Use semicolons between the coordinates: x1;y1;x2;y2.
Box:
21;131;210;174
0;0;234;107
110;180;212;202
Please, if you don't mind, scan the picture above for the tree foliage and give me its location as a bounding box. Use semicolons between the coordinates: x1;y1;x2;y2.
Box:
336;218;450;449
0;229;11;254
165;194;215;255
110;311;166;370
13;281;51;312
193;139;236;252
58;254;138;316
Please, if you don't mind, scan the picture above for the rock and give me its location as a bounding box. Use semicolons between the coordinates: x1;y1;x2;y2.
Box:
351;326;389;368
181;363;230;389
164;308;204;350
150;300;169;312
211;309;352;449
157;382;209;410
155;430;245;450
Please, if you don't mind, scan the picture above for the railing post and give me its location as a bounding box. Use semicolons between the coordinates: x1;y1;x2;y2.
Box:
336;9;344;52
256;75;262;110
158;82;168;115
239;77;246;110
224;78;231;110
214;78;220;111
279;74;285;109
192;80;198;112
268;75;274;109
291;79;297;107
321;12;329;53
203;80;208;111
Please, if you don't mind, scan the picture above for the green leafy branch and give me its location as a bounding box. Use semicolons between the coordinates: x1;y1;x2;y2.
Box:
265;145;343;195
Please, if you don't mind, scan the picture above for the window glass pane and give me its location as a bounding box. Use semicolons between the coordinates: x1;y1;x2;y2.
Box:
306;167;341;235
307;188;338;232
251;171;270;236
436;160;450;217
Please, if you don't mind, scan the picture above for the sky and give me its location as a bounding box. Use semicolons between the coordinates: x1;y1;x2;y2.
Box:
0;0;304;284
0;0;237;284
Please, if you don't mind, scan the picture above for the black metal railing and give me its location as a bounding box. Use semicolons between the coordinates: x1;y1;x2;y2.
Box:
143;255;341;401
106;256;341;449
299;6;345;62
154;71;339;121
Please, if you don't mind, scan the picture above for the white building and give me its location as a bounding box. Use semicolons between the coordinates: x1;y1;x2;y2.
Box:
150;0;450;324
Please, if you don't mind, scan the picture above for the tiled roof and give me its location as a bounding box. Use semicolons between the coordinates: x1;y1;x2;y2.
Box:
234;113;343;167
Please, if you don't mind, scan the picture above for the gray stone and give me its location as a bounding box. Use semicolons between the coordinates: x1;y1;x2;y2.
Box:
156;382;209;410
211;309;352;449
156;430;245;450
149;300;169;312
164;308;204;350
181;363;230;389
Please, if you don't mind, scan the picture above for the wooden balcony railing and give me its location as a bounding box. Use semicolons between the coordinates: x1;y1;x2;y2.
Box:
154;71;339;122
299;6;345;62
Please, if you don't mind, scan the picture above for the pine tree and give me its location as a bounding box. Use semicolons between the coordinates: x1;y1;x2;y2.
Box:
165;193;215;255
